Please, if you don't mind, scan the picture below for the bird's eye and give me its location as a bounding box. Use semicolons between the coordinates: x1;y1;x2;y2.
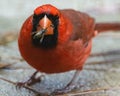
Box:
37;24;42;31
50;24;54;28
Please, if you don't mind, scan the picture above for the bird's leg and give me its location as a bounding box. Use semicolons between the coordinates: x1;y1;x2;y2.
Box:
65;70;81;88
53;70;81;94
17;71;44;87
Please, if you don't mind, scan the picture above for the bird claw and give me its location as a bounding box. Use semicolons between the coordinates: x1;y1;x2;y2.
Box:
16;71;44;89
16;76;42;89
16;82;27;89
52;83;78;95
52;70;82;95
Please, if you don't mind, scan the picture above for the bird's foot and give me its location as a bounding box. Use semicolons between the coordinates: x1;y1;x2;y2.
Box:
52;83;80;95
16;71;44;89
16;77;41;88
52;70;82;95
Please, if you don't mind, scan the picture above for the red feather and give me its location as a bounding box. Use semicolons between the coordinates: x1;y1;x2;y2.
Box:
18;4;120;74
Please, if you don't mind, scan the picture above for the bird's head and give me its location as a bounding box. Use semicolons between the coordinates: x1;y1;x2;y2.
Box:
31;4;62;48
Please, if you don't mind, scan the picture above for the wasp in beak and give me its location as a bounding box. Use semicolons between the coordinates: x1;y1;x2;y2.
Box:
33;15;54;43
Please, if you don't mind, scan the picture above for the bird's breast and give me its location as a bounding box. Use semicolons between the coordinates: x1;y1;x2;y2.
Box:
19;39;92;74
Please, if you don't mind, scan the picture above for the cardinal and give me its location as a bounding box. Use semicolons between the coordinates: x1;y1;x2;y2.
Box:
18;4;120;93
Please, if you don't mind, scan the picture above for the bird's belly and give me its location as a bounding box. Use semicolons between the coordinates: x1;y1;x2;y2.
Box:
21;40;92;74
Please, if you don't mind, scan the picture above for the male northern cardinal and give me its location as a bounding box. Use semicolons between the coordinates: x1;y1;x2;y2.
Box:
18;4;120;93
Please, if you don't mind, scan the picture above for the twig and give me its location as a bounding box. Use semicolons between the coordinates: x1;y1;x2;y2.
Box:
0;63;11;69
90;50;120;57
10;57;24;61
66;86;120;96
0;77;47;96
84;67;120;72
86;58;120;65
0;62;20;70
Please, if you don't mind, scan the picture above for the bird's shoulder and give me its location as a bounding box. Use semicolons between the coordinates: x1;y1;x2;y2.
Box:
61;9;95;44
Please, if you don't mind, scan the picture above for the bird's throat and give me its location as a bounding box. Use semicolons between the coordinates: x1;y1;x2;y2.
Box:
32;34;58;48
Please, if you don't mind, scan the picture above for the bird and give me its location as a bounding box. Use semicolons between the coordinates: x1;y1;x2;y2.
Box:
18;4;120;93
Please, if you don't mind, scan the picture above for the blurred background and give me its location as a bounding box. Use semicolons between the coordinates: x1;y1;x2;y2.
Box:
0;0;120;96
0;0;120;32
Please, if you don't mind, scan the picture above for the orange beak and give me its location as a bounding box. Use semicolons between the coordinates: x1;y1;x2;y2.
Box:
32;15;54;43
37;15;54;35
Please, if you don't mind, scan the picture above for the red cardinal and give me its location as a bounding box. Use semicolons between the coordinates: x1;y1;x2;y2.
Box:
18;4;120;93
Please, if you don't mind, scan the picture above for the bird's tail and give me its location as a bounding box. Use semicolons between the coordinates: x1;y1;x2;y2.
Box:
95;23;120;33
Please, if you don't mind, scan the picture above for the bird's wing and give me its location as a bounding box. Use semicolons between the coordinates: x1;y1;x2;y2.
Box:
61;9;95;44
